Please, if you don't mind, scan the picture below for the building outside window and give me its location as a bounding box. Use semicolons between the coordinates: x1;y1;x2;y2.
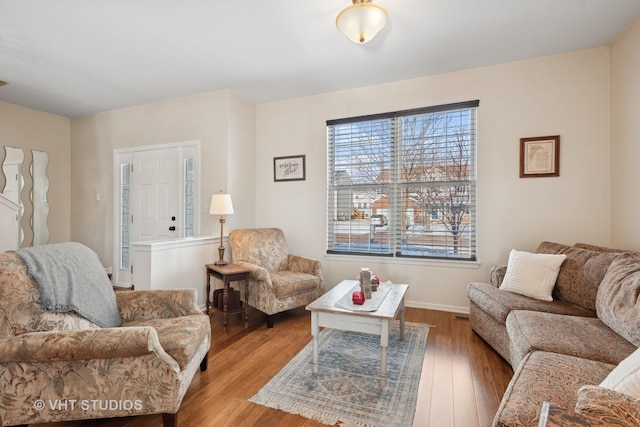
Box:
326;100;478;261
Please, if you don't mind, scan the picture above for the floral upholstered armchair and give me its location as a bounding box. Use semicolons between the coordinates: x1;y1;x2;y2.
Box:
0;245;210;427
228;228;325;327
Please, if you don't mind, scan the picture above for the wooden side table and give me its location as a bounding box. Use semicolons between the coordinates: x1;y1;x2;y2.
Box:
205;263;250;332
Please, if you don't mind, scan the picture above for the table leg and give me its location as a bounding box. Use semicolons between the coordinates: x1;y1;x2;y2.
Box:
380;319;389;389
399;295;405;341
243;278;249;328
311;311;319;376
206;271;211;315
223;279;229;332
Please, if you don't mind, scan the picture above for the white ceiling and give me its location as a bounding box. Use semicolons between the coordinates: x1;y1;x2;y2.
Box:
1;0;639;118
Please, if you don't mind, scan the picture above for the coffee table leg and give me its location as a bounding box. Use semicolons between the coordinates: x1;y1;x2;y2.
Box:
311;311;319;376
400;295;405;341
380;319;389;389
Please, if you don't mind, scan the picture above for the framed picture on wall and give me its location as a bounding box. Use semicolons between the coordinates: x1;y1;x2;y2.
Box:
520;136;560;178
274;155;306;182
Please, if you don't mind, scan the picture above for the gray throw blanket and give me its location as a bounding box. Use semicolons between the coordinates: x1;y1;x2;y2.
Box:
15;242;122;328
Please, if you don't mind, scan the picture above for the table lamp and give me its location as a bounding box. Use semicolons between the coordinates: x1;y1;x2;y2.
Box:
209;191;234;265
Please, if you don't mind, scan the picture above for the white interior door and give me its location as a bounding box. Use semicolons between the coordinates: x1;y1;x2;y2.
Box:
115;141;200;287
131;147;180;243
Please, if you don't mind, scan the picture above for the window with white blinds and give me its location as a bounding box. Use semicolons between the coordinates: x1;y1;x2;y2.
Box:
326;100;478;261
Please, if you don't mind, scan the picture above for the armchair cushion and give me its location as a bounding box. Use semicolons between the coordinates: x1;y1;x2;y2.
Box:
124;315;209;369
270;271;322;298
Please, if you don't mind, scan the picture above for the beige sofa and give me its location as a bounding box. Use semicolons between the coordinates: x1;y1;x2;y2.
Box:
0;247;210;427
467;242;640;426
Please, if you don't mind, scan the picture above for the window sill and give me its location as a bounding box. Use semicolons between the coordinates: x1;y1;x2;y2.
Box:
324;253;481;269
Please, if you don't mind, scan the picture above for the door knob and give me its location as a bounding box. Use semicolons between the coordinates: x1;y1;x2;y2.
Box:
169;226;176;231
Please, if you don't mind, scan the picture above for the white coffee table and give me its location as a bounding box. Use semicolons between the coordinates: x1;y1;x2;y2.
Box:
305;279;409;388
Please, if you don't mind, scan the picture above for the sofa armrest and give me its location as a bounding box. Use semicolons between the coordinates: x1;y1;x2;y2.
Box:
490;264;507;288
288;254;322;277
574;385;640;425
0;327;174;364
116;288;201;322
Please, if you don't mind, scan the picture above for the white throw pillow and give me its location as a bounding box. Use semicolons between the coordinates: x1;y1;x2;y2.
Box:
600;347;640;398
499;249;566;301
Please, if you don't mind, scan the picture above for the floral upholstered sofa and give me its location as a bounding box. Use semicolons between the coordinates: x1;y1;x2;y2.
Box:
0;244;210;427
467;242;640;426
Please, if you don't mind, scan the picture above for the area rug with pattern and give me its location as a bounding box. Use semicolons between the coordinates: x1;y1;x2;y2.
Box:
249;322;430;427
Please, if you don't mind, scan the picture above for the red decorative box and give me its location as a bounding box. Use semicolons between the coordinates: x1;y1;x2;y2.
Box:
352;291;365;305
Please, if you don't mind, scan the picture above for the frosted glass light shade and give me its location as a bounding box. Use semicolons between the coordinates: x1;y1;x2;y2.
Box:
209;193;234;215
336;0;388;44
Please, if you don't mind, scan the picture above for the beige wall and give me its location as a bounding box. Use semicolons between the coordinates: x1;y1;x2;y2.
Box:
610;16;640;250
227;92;257;225
255;48;611;311
70;90;256;268
5;45;617;311
0;101;71;245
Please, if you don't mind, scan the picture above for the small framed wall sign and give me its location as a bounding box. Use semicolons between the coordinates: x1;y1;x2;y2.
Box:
274;155;306;182
520;135;560;178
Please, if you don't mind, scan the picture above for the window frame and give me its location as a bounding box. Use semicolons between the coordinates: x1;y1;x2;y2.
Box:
326;100;479;262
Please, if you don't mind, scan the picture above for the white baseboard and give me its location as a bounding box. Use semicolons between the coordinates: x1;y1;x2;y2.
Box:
405;300;470;315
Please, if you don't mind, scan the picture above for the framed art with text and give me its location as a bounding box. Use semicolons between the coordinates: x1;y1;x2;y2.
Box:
520;135;560;178
274;155;306;182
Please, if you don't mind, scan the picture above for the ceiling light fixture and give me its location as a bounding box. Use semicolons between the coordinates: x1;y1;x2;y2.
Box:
336;0;388;44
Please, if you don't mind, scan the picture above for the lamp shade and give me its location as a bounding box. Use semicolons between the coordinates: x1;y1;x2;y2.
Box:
336;0;388;44
209;193;234;215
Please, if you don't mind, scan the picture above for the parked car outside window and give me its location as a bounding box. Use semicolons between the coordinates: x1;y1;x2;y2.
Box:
370;214;388;227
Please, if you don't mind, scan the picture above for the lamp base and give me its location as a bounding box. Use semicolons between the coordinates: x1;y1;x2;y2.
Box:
215;244;227;266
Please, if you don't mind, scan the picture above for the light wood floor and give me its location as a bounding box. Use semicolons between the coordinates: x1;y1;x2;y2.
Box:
37;307;513;427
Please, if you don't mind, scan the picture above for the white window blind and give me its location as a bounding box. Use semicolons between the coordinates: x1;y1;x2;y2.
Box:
327;100;478;261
